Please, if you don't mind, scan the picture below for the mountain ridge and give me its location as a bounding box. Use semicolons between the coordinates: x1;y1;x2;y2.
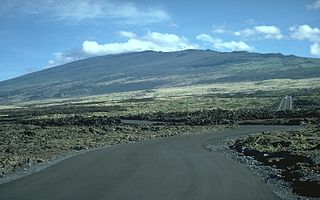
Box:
0;49;319;103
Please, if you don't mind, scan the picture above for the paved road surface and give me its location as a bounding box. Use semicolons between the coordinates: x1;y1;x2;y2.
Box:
277;96;293;111
0;126;297;200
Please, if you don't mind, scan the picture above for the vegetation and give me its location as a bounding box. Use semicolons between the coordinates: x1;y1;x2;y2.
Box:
0;50;320;103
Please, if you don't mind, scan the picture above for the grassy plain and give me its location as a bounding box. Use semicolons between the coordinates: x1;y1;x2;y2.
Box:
2;77;319;118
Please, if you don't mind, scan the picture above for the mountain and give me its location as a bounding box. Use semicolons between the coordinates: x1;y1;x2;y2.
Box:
0;49;320;103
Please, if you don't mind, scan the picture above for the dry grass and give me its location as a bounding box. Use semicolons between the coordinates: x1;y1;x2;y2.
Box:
1;77;319;116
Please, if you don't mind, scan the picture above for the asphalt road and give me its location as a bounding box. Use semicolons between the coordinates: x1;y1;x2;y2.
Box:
0;125;297;200
277;96;293;111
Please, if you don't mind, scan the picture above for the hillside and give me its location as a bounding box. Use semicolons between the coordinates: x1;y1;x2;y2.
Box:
0;49;319;103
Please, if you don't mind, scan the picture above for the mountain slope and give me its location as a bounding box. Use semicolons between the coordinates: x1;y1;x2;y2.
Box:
0;49;319;103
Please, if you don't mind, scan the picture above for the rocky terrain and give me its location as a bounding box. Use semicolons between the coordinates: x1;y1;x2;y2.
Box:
123;108;319;126
229;120;320;198
1;105;319;180
1;97;319;199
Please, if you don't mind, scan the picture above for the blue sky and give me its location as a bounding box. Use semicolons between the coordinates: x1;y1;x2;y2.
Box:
0;0;320;81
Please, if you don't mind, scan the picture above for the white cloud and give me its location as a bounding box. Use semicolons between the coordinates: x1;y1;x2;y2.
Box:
245;19;256;25
104;2;171;24
47;52;79;68
83;32;197;55
52;0;105;20
307;0;320;9
46;48;89;68
234;28;256;37
169;23;179;28
2;0;171;24
196;34;217;43
118;31;137;39
290;25;320;42
47;31;198;67
234;25;283;39
290;25;320;57
215;41;253;51
310;43;320;56
211;25;229;34
196;34;253;51
254;26;283;39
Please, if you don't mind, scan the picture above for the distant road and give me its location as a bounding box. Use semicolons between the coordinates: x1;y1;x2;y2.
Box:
277;96;293;111
0;126;297;200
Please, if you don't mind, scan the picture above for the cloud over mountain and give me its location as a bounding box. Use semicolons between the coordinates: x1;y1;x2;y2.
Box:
234;26;283;40
47;31;198;67
83;32;197;55
196;34;253;51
